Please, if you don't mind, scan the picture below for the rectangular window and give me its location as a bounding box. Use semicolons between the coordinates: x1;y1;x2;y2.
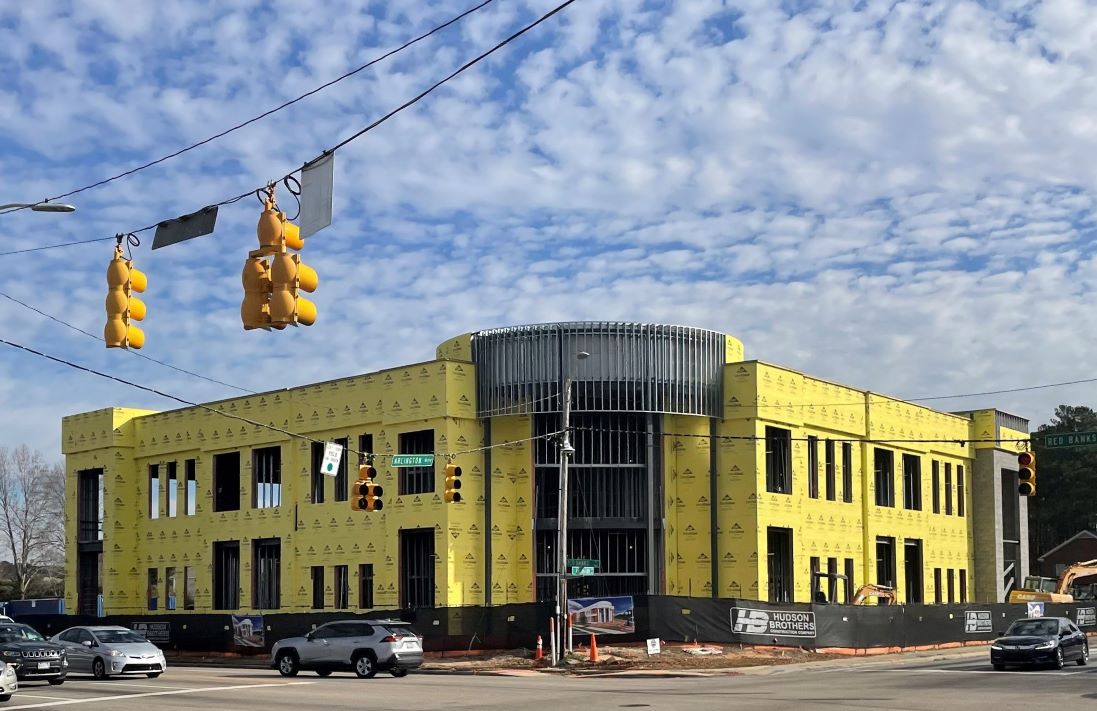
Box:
400;528;436;608
934;568;942;604
184;566;196;610
398;430;436;495
903;539;923;603
77;468;104;542
331;437;349;502
944;463;953;515
844;558;855;604
252;446;282;509
147;568;158;610
947;568;955;603
873;449;895;507
902;454;922;511
825;557;838;604
766;527;794;603
807;436;819;499
957;465;966;517
311;566;325;609
253;538;281;610
932;461;940;514
185;459;197;516
959;568;967;602
334;565;349;609
165;566;177;610
876;536;896;589
825;440;836;501
166;462;178;518
213;541;240;610
149;464;160;519
810;555;820;599
213;452;241;512
765;426;792;495
841;442;853;503
359;563;374;609
310;441;326;504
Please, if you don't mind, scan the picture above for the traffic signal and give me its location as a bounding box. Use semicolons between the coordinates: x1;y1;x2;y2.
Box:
444;463;462;503
104;244;147;349
351;465;383;512
1018;451;1036;496
242;187;317;330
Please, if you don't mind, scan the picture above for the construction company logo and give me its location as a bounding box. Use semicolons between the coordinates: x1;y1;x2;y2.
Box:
731;607;816;638
964;610;993;633
1077;608;1096;627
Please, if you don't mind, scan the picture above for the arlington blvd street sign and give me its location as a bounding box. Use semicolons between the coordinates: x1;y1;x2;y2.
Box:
390;454;435;467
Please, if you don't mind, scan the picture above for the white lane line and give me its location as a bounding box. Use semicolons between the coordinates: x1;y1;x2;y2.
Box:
77;681;196;690
858;668;1087;676
12;696;70;701
2;681;314;710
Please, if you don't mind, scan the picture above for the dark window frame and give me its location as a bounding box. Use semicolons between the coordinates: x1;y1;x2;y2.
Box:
310;441;326;505
213;452;241;513
252;538;281;610
147;568;158;610
873;448;895;508
400;528;436;608
333;437;350;502
765;427;792;495
841;442;853;503
334;564;349;609
947;568;955;603
824;439;836;501
944;463;953;515
149;464;160;520
902;454;922;511
959;568;967;603
398;430;436;496
359;563;374;609
311;566;325;610
166;461;178;518
931;460;940;514
213;541;240;610
934;568;942;604
807;436;819;499
957;465;966;517
185;458;197;516
77;468;104;542
184;565;196;610
252;446;282;509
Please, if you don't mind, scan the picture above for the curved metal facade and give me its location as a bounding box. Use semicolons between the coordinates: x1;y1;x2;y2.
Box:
470;322;727;417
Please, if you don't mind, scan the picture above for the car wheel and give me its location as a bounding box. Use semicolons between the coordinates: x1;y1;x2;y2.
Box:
147;672;162;678
277;652;300;677
93;657;108;680
1054;647;1064;670
353;653;377;679
1078;645;1089;667
992;664;1005;671
391;668;408;678
48;678;65;686
316;670;333;677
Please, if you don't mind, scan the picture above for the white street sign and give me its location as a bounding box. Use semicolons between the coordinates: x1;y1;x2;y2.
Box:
321;442;343;477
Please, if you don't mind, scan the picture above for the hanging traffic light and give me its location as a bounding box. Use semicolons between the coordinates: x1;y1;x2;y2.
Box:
243;185;317;331
444;463;462;503
351;464;383;512
104;242;147;349
1018;450;1036;496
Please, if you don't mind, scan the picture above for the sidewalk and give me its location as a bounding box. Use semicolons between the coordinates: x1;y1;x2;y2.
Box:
164;644;992;679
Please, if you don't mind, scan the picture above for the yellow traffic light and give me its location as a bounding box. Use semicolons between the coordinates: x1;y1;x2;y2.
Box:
351;465;383;512
241;256;273;330
104;244;147;349
1018;451;1036;496
270;251;318;327
444;463;462;504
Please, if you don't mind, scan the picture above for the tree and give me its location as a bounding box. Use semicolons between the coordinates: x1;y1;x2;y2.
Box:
0;446;65;599
1029;406;1097;561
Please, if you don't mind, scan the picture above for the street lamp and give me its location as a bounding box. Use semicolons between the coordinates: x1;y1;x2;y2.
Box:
557;349;590;663
0;202;77;213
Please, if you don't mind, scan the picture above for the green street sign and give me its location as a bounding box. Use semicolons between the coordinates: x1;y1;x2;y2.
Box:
391;454;435;467
568;558;598;576
1044;432;1097;449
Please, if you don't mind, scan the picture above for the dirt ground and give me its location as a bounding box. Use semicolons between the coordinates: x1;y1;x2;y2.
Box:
425;643;838;673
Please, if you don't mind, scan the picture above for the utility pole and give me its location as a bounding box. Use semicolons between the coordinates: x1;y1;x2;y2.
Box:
557;375;574;662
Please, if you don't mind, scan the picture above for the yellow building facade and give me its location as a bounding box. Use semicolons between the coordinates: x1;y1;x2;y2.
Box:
63;322;1029;617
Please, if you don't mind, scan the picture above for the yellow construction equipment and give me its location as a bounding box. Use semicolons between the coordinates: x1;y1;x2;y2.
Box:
852;584;897;606
1008;559;1097;603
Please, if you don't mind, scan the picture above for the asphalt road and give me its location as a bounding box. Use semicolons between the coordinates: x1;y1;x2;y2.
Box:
3;651;1095;711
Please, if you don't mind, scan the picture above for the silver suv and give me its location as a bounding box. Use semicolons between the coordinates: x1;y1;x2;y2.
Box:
271;620;423;679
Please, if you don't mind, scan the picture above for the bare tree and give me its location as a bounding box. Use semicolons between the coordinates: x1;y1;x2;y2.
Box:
0;446;65;599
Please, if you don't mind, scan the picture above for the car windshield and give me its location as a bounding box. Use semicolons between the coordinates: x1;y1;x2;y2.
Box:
0;625;44;642
1006;619;1058;637
380;624;420;638
94;630;148;644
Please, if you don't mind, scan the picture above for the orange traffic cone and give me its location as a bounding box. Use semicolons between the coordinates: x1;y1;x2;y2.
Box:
589;633;598;662
535;635;543;661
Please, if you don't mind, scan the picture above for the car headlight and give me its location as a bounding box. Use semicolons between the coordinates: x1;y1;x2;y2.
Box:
991;645;1003;651
1035;640;1057;650
109;649;125;657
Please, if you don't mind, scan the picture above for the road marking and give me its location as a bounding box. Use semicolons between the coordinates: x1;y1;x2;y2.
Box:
13;696;70;701
78;681;196;690
2;681;314;710
858;667;1088;676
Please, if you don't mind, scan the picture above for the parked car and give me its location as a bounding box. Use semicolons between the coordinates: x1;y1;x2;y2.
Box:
990;616;1089;670
271;620;423;678
0;624;66;685
0;661;17;701
50;626;166;679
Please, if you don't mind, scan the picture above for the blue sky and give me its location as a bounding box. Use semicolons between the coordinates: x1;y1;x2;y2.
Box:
4;0;1097;460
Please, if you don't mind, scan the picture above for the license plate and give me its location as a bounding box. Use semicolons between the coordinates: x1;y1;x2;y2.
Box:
37;662;49;669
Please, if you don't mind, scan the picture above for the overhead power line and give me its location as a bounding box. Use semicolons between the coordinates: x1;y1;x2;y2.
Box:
0;0;578;259
0;0;498;217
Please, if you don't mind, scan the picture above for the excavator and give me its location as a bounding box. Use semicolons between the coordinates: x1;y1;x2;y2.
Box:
810;571;897;605
1007;559;1097;603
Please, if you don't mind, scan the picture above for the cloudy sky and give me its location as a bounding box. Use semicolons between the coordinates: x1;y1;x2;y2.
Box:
2;0;1096;460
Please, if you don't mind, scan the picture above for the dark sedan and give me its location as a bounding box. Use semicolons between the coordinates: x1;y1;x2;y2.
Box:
991;617;1089;670
0;624;68;684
